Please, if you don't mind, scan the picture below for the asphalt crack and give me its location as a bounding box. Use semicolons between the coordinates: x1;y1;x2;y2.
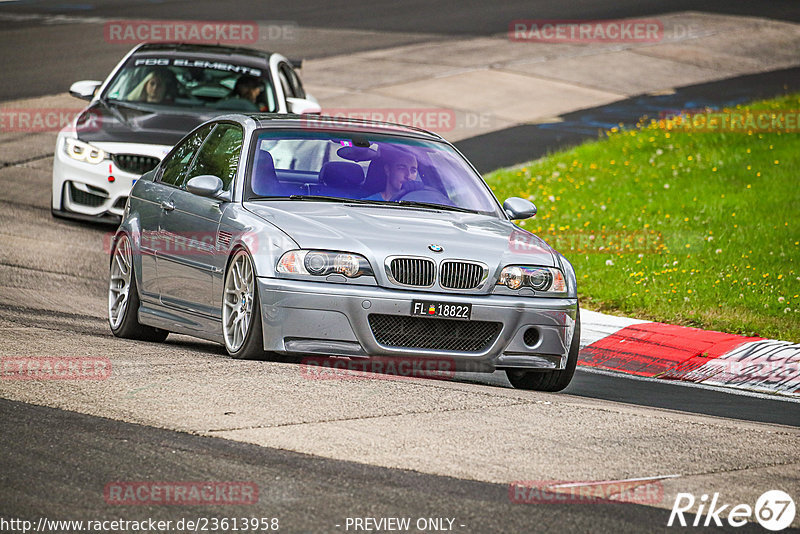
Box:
0;154;50;169
205;399;548;433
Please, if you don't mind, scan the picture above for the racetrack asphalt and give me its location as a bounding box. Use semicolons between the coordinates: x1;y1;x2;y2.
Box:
455;66;800;172
2;397;780;534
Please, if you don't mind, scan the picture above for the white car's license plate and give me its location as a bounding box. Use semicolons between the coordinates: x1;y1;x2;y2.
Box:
411;300;472;320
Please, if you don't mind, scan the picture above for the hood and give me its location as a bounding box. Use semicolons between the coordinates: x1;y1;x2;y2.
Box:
244;201;556;269
75;99;223;145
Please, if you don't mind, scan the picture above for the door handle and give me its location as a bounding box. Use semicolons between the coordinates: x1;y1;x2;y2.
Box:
161;200;175;212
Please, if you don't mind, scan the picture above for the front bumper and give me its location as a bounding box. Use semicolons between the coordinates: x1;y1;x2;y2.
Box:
257;277;578;372
51;137;168;220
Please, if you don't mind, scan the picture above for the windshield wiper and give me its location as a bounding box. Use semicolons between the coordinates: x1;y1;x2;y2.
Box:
394;200;478;213
270;195;480;213
102;98;154;112
285;195;381;204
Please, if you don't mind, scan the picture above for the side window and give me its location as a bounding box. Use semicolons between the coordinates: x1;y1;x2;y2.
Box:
277;66;294;99
264;78;277;112
287;66;306;99
183;123;243;192
278;63;305;99
158;124;214;186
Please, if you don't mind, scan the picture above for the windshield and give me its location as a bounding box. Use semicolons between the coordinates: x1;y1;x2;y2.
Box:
246;129;503;216
102;56;276;112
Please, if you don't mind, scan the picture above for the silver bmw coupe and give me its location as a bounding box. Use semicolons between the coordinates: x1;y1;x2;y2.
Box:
108;114;580;391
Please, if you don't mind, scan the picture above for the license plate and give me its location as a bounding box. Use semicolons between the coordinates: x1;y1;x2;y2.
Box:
411;300;471;320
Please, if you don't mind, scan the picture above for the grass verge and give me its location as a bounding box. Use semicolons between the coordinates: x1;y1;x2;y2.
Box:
485;93;800;342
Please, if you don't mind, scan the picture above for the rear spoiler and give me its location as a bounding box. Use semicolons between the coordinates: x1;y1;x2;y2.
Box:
288;58;303;69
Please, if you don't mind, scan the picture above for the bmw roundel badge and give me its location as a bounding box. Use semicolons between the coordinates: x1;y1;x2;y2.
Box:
428;244;443;253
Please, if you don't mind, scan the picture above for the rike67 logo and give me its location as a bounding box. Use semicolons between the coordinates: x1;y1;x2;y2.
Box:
668;490;796;531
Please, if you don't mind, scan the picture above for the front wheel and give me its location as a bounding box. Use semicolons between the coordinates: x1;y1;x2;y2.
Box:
506;309;581;392
108;234;169;342
222;249;264;359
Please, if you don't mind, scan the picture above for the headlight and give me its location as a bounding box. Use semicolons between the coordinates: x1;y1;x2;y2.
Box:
498;266;566;294
64;137;106;164
277;250;373;279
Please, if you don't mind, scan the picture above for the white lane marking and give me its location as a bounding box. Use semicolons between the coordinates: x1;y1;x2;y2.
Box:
552;474;681;488
0;13;107;24
580;309;648;347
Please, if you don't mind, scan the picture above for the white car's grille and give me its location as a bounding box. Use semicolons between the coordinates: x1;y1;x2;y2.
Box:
112;154;160;175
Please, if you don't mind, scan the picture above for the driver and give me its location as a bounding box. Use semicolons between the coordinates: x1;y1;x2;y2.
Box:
217;75;263;111
130;68;176;104
364;150;418;201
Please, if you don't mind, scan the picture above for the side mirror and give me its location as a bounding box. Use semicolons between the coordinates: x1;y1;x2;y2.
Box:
186;175;224;198
503;197;537;220
69;80;102;101
287;97;321;115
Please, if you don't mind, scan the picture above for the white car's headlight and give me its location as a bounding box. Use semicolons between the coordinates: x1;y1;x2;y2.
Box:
64;137;107;164
277;250;373;279
498;266;566;294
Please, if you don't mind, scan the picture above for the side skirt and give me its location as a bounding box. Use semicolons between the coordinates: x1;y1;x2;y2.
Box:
139;303;224;344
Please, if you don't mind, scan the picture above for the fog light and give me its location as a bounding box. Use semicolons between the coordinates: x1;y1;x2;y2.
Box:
523;327;540;347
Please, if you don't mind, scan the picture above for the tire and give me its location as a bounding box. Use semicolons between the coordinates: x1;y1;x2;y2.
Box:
108;234;169;342
506;309;581;392
222;249;264;359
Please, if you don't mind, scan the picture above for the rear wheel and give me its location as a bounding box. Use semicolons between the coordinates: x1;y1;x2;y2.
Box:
506;309;581;392
223;249;264;359
108;234;169;342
